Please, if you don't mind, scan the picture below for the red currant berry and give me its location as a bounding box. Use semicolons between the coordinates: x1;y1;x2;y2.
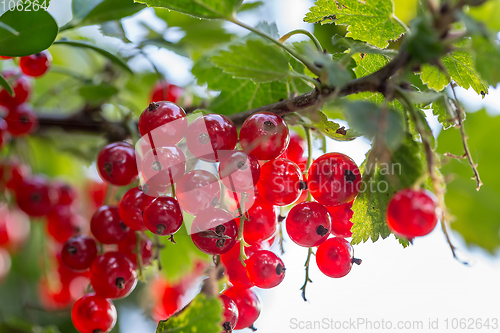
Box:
51;180;77;206
246;250;285;289
138;101;187;146
308;152;361;207
118;187;154;231
19;50;52;77
38;277;73;310
71;294;117;333
5;104;38;136
15;176;57;217
243;195;277;245
62;235;98;271
239;112;290;161
316;237;357;278
46;205;84;243
143;196;183;236
191;208;238;255
0;206;30;251
91;205;130;244
117;231;154;267
327;200;354;238
223;287;261;330
219;151;260;193
151;81;183;104
176;170;221;215
186;114;238;162
87;180;107;209
281;132;305;163
97;142;138;186
286;201;331;247
141;146;186;190
5;161;30;192
221;241;260;288
257;159;302;206
386;189;438;238
220;294;239;332
90;251;137;299
0;71;31;109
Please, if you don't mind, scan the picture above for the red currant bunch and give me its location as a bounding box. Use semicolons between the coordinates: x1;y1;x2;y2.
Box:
19;50;52;77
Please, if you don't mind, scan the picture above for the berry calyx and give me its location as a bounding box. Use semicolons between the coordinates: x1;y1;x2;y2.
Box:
190;208;238;255
386;189;438;238
90;252;137;299
90;205;130;244
316;237;356;278
5;104;38;136
220;294;239;332
223;287;261;330
71;294;117;333
246;250;286;289
151;81;183;104
219;151;260;193
239;112;290;161
97;142;138;186
143;197;183;236
61;235;98;271
327;201;354;238
257;159;302;206
138;101;187;146
176;170;221;215
19;50;52;77
118;187;154;231
286;201;332;247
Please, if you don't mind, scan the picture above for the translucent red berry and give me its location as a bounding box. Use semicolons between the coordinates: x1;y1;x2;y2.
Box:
90;251;137;299
46;205;83;243
138;101;187;146
221;241;260;288
97;142;138;186
143;196;183;236
151;81;183;104
386;189;438;238
176;170;221;215
51;180;77;206
286;201;331;247
90;205;129;244
15;176;57;217
281;132;305;163
62;235;98;271
71;294;117;333
327;201;354;238
5;104;38;136
186;114;238;162
19;50;51;77
308;152;361;207
117;231;154;267
316;237;356;278
257;159;302;206
220;294;239;332
223;287;261;330
239;112;289;161
243;195;277;245
219;151;260;193
5;161;30;192
190;208;238;255
246;250;285;289
0;71;31;109
141;146;186;190
118;187;154;231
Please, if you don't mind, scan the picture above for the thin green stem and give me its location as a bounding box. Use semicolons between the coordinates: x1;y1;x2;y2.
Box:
237;195;249;266
279;29;323;52
304;126;314;202
300;247;314;301
135;231;145;281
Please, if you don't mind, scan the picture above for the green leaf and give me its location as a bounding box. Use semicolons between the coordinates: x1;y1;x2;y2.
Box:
437;110;500;253
352;53;389;78
78;84;119;102
156;294;222;333
0;21;18;35
300;110;360;141
71;0;145;26
419;49;488;97
332;35;397;57
238;1;263;12
403;16;445;65
0;9;58;57
468;0;500;33
0;73;13;96
137;0;242;19
71;0;104;22
53;39;132;73
471;35;500;87
426;95;460;130
304;0;406;48
351;136;426;246
99;21;131;43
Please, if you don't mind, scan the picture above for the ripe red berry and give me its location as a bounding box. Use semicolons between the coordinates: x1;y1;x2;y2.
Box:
308;152;361;207
71;294;117;333
386;189;438;238
5;104;38;136
239;112;290;161
246;250;285;288
62;235;98;271
220;294;239;332
46;205;84;243
90;251;137;299
281;132;305;163
19;50;52;77
97;142;138;186
327;201;354;238
176;170;221;215
0;71;31;109
118;187;154;231
51;180;77;206
90;205;130;244
243;195;277;245
316;237;355;278
286;201;332;247
257;159;302;206
151;81;183;104
186;114;238;162
5;161;30;192
141;146;186;190
221;241;260;288
143;196;183;236
219;151;260;193
117;231;154;267
15;176;57;217
223;287;261;330
190;208;238;255
138;101;187;146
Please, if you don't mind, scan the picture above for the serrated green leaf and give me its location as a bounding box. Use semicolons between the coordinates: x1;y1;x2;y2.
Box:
419;49;488;97
471;36;500;87
137;0;242;19
156;294;222;333
0;73;13;96
0;9;58;57
301;110;360;141
332;35;397;57
53;39;132;73
351;136;426;246
304;0;406;48
426;95;460;130
468;0;500;33
352;53;389;78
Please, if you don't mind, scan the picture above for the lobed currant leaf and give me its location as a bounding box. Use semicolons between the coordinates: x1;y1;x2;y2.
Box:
352;53;390;78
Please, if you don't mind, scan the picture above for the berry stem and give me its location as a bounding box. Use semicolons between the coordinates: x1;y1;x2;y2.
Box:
304;126;314;202
279;29;323;52
135;231;145;281
154;234;163;271
300;247;314;302
278;206;286;255
237;195;249;266
104;185;118;205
